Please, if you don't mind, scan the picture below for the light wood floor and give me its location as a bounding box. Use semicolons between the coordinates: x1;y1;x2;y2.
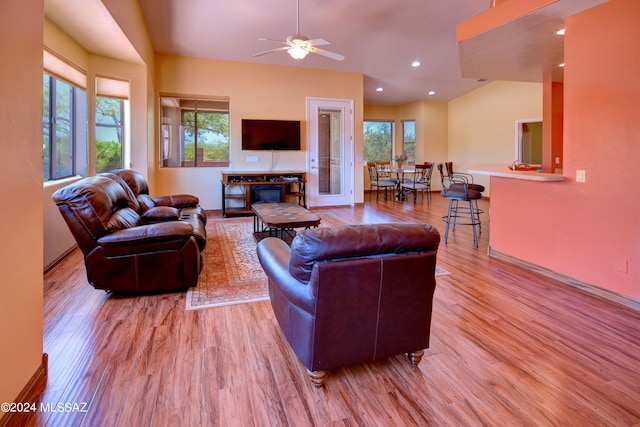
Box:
26;193;640;426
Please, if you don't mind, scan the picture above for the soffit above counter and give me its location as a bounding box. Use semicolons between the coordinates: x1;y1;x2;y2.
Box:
456;0;610;83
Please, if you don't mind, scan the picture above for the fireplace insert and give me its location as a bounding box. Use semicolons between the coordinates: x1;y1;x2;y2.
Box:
250;184;282;204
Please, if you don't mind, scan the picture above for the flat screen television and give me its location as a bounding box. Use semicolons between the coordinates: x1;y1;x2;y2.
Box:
241;119;301;151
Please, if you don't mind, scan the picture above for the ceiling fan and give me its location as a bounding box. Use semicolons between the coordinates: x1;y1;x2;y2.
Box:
252;0;344;61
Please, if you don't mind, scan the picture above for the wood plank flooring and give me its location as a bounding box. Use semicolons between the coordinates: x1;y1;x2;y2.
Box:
21;194;640;426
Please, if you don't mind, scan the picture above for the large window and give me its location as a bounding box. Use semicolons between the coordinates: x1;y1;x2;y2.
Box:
160;96;230;167
402;120;416;165
95;76;129;173
95;96;124;173
363;121;393;162
42;73;87;181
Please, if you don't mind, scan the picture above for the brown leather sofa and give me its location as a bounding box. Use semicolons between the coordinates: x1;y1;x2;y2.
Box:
110;169;207;244
256;223;440;386
52;174;205;293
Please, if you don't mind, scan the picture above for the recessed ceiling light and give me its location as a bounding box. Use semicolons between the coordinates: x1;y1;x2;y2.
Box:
376;87;384;92
559;63;565;67
556;29;565;35
428;91;436;96
411;61;421;67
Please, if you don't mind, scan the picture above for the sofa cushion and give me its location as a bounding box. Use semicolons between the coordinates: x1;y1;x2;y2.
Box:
137;194;157;211
107;207;142;231
288;223;440;283
52;175;133;240
97;172;141;212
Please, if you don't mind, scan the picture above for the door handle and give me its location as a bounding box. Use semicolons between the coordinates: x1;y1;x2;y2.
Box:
311;166;318;169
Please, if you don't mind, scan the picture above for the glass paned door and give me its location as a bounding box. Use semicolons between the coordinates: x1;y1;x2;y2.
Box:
307;97;353;207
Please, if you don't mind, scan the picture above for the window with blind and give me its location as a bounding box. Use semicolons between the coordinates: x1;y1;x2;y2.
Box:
42;49;88;181
95;76;129;173
160;96;230;168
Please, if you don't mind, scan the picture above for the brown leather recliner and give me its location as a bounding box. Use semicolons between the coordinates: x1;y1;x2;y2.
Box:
52;175;204;293
256;223;440;386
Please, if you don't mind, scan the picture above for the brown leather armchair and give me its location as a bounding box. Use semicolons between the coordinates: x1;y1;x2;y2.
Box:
256;223;440;386
52;175;204;293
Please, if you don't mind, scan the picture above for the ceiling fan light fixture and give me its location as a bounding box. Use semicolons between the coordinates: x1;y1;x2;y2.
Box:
288;45;309;60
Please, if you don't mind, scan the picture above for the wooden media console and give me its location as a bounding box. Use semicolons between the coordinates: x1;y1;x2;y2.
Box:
221;171;306;217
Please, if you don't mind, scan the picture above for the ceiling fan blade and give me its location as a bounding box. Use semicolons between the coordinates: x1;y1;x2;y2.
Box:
311;47;345;61
252;46;290;57
258;37;289;45
306;38;330;46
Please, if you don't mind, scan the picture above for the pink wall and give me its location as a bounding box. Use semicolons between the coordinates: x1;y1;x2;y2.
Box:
490;0;640;301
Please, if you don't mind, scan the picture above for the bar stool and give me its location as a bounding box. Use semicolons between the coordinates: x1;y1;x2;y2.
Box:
444;161;484;232
437;163;482;248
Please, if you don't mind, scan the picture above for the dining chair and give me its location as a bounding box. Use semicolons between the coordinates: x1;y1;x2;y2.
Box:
367;162;396;200
401;162;433;202
374;160;394;180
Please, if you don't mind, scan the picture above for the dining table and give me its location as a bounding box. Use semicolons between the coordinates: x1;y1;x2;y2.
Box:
378;167;415;200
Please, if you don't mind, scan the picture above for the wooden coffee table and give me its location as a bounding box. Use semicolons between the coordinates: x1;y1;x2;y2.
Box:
252;202;321;242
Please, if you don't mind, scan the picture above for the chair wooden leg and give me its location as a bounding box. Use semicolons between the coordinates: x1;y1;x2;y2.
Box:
307;369;326;387
407;350;425;366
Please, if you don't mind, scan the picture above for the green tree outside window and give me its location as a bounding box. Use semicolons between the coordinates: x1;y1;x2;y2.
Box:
363;121;393;163
95;96;123;173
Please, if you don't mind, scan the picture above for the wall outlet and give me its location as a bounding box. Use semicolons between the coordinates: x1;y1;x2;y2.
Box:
247;156;259;163
576;169;586;183
616;260;629;274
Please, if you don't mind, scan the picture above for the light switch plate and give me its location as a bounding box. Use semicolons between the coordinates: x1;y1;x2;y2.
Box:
576;169;586;183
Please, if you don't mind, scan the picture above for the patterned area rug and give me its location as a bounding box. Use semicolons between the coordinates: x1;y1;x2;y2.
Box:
186;212;346;310
186;213;450;311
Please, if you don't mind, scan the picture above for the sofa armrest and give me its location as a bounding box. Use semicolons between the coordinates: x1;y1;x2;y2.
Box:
257;237;315;312
153;194;199;208
141;206;180;222
97;221;194;248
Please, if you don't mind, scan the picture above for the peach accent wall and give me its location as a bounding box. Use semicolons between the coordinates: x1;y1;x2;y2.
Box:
0;0;45;410
153;54;364;209
448;81;543;195
490;0;640;300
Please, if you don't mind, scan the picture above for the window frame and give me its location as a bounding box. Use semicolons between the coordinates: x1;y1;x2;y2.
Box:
160;95;230;168
402;120;416;166
42;72;87;181
95;95;125;173
363;120;394;163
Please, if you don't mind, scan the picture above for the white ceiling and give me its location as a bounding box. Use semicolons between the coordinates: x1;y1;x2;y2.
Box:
45;0;609;106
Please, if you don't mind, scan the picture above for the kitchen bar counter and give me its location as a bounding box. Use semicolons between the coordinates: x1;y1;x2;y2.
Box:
469;164;565;182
